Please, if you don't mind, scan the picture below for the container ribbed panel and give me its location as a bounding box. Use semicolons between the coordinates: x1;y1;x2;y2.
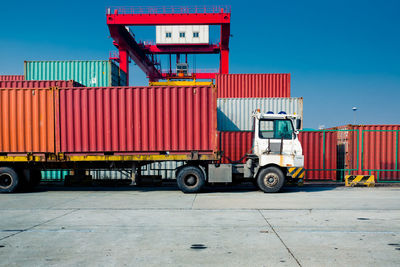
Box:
24;60;126;86
217;97;303;131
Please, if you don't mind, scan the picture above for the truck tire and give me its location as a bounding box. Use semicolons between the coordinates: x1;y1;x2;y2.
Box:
176;166;205;193
0;167;20;193
257;167;285;193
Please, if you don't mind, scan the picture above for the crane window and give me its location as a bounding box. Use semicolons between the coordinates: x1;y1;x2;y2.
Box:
259;119;294;139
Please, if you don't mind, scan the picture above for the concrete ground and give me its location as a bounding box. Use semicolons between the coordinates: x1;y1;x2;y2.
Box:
0;184;399;266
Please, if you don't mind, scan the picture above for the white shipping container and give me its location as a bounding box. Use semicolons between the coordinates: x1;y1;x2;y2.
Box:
156;25;209;44
217;98;304;131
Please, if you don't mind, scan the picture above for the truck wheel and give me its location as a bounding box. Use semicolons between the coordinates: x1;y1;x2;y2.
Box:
0;167;20;193
257;167;285;193
176;166;205;193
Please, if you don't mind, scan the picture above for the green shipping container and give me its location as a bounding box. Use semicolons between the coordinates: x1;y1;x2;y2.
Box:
24;60;127;86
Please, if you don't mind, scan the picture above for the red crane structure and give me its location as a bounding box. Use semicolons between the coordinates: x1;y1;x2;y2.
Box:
106;6;231;84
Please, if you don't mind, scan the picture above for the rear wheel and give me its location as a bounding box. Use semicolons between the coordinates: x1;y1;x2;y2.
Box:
257;167;285;193
176;166;205;193
0;167;20;193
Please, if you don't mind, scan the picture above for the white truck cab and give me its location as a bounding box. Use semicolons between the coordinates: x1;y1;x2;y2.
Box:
253;112;304;168
243;111;305;192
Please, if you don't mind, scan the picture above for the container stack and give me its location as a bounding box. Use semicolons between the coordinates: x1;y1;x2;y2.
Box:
1;60;128;181
216;73;302;164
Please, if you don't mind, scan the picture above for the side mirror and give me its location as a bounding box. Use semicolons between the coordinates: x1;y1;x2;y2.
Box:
296;119;302;130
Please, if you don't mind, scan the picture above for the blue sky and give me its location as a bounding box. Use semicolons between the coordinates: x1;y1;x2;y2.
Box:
1;0;399;128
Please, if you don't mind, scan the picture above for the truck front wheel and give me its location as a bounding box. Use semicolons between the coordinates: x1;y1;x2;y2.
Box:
176;166;205;193
257;167;285;193
0;167;20;193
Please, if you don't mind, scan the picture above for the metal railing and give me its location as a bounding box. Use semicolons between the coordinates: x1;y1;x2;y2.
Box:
300;129;400;182
107;5;231;15
299;129;359;181
361;129;400;183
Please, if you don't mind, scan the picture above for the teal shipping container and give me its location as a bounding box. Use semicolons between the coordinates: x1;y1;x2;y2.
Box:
24;60;127;86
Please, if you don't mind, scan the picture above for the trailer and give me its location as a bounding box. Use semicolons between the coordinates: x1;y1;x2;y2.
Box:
0;86;304;193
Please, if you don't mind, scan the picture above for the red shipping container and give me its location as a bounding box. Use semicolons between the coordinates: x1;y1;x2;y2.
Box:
216;74;290;98
57;86;218;154
219;131;253;164
0;75;24;81
0;80;84;88
332;125;400;181
298;131;338;180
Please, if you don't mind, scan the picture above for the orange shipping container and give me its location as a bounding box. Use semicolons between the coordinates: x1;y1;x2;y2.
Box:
0;88;55;153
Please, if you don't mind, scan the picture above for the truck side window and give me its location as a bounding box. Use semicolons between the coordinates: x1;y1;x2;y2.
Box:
259;119;294;139
259;120;274;139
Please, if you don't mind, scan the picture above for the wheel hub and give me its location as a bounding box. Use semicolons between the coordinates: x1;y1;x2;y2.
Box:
184;175;198;187
263;173;278;187
0;173;13;189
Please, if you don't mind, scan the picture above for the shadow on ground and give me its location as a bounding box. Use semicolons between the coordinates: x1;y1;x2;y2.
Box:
18;182;341;194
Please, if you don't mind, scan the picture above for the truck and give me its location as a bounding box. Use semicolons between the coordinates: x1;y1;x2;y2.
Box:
176;111;304;193
0;86;304;193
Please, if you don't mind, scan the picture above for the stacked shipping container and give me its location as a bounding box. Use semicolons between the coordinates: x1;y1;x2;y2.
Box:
216;73;295;167
216;74;290;98
0;75;24;81
20;60;127;180
24;60;127;86
217;97;303;131
0;80;84;88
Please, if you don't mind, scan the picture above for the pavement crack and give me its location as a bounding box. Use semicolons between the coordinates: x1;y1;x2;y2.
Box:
191;194;198;209
0;209;79;242
258;210;302;267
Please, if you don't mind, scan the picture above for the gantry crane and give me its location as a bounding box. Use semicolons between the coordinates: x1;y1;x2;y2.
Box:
106;6;231;84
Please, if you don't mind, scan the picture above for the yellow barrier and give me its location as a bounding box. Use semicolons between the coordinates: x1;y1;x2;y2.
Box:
345;175;375;187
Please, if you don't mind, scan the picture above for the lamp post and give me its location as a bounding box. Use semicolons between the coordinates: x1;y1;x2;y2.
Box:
352;107;357;125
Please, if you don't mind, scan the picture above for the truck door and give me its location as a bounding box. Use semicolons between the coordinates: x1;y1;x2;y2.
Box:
254;119;295;156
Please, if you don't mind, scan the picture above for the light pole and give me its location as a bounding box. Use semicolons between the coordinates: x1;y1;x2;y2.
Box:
352;107;357;125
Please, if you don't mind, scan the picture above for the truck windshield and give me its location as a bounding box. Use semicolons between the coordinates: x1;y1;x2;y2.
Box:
259;119;294;139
